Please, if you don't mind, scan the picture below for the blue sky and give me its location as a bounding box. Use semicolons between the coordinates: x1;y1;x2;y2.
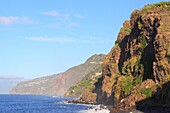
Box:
0;0;166;79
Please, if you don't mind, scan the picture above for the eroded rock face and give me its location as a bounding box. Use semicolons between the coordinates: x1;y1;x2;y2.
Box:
97;2;170;108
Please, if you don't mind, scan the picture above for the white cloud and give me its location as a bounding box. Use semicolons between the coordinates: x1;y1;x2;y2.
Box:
26;36;113;44
42;10;84;19
26;37;75;43
42;10;84;29
21;16;34;24
0;17;18;25
0;16;34;25
65;22;79;29
74;14;84;19
42;10;69;20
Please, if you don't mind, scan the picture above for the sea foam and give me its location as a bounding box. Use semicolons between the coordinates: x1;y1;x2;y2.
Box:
78;105;110;113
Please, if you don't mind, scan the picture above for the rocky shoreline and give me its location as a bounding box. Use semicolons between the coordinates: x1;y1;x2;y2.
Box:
68;97;170;113
68;97;97;105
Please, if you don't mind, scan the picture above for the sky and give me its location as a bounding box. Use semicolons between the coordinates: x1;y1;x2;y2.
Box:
0;0;167;79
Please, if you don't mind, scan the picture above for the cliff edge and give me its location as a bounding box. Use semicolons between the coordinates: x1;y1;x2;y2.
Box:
77;2;170;111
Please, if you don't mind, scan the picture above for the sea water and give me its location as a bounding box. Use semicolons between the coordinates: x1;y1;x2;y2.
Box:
0;94;109;113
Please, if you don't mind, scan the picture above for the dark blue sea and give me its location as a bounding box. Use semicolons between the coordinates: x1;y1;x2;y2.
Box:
0;95;97;113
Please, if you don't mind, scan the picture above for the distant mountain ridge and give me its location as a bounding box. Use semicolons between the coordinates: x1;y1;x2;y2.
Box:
10;54;105;95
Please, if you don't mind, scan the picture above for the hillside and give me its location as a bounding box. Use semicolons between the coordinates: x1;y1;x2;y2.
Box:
64;66;102;98
75;1;170;111
10;54;105;96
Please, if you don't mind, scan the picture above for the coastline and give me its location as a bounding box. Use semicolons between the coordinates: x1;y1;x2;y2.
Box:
68;97;170;113
67;98;110;113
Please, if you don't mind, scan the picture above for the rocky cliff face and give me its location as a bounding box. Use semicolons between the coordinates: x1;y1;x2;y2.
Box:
10;54;105;96
75;2;170;108
95;2;170;108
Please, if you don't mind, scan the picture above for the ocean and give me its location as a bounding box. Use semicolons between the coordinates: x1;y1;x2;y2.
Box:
0;95;109;113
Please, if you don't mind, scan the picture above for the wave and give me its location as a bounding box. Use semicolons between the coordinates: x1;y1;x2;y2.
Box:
78;105;110;113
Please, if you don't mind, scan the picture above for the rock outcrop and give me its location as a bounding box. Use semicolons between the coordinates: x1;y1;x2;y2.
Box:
75;2;170;110
97;2;170;108
10;54;105;96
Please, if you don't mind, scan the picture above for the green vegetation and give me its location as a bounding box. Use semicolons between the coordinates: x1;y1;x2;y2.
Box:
65;67;102;97
146;1;170;8
115;27;131;46
137;21;143;30
139;35;147;52
141;1;170;13
115;74;144;98
131;1;170;20
115;38;122;45
94;1;170;107
141;88;152;98
131;9;140;20
119;76;134;96
168;50;170;56
122;57;143;77
113;56;145;99
135;75;143;86
120;27;131;34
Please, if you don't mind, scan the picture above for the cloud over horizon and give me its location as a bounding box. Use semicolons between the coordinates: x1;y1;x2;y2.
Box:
42;10;69;20
73;14;84;19
26;37;76;43
42;10;84;29
0;16;34;25
42;10;84;19
26;36;113;44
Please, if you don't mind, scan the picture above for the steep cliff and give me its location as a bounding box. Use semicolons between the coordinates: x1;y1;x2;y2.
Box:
73;2;170;110
97;2;170;108
10;54;105;95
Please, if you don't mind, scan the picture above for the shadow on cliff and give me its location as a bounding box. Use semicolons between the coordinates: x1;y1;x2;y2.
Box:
136;81;170;113
92;76;103;103
118;35;131;74
117;21;141;74
92;76;115;105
